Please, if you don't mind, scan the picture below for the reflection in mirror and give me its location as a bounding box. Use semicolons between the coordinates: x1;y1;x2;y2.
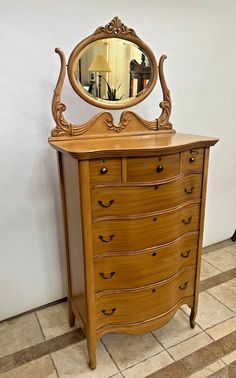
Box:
73;38;153;105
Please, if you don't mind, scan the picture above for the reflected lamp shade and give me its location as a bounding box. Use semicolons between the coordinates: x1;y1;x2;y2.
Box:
89;55;111;72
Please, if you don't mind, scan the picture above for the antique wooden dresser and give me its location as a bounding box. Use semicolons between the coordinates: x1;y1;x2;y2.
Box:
48;17;218;369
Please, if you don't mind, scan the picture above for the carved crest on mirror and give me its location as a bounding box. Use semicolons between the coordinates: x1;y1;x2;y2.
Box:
50;17;173;140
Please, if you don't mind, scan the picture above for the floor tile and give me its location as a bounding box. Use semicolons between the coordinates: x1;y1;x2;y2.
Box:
122;350;173;378
102;332;163;370
0;313;44;359
51;340;118;378
200;260;221;281
0;354;15;374
203;248;236;272
167;332;213;360
206;316;236;340
152;309;201;348
188;359;226;377
36;302;78;340
208;279;236;313
182;292;234;329
0;355;57;378
222;349;236;365
225;244;236;254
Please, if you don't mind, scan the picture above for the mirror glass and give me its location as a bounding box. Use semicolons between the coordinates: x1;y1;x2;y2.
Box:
72;38;154;107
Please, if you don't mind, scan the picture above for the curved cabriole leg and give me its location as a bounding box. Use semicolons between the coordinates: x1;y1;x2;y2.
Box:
190;307;196;328
68;302;75;328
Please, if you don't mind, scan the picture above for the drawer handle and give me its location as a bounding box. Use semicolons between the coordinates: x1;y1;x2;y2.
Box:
182;216;192;225
179;282;188;290
100;167;108;175
189;157;195;163
98;199;114;208
156;165;164;173
102;308;116;316
181;250;191;258
185;187;194;194
99;234;115;243
100;272;116;280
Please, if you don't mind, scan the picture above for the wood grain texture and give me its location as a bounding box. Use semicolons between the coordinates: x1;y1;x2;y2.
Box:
95;267;195;329
126;153;180;181
49;132;218;160
182;148;204;173
91;173;202;218
89;158;121;183
92;202;200;254
94;233;198;291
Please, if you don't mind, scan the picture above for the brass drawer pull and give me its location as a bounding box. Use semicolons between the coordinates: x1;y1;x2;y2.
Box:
99;234;115;243
100;167;108;175
181;250;191;258
182;216;192;225
179;282;188;290
156;165;164;173
185;187;194;194
102;308;116;316
189;156;195;163
98;199;114;208
100;272;116;280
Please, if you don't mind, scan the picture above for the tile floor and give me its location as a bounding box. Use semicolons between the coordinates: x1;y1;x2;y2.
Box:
0;239;236;378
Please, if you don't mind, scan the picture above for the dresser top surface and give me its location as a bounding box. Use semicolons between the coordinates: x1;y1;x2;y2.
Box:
49;132;218;159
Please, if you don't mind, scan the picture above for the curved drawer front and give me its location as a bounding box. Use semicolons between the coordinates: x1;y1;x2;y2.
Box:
94;233;198;292
126;153;180;182
90;158;121;183
91;174;202;218
92;203;200;255
95;268;195;329
182;148;204;172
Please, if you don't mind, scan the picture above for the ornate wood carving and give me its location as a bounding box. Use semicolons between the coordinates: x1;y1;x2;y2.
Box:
94;16;137;37
50;19;174;141
157;55;172;130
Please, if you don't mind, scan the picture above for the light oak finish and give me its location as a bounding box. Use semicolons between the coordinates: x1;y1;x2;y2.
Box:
91;173;202;217
92;202;200;254
49;17;218;370
95;267;195;329
94;233;198;291
126;153;180;181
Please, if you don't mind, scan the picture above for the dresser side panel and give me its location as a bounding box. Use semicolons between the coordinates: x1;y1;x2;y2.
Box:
61;153;86;323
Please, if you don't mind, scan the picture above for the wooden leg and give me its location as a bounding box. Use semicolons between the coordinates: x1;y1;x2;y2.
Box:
87;338;97;370
190;307;196;329
68;301;75;328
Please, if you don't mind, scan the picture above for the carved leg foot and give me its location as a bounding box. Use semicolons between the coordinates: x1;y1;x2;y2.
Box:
190;308;196;329
68;302;75;328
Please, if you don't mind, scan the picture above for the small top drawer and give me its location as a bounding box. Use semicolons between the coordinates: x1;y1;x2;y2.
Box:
182;149;204;172
126;153;180;182
90;158;121;183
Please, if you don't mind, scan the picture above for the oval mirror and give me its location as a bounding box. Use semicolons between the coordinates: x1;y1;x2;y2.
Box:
68;21;157;110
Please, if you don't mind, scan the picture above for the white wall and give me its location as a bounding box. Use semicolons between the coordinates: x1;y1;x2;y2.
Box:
0;0;235;320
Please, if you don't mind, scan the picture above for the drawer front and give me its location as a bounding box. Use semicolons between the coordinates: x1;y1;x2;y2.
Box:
90;158;121;183
95;268;195;329
94;233;198;292
91;174;202;218
127;153;180;182
92;203;200;255
182;148;204;172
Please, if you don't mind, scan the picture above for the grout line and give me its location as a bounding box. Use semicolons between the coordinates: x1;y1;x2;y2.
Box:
206;289;236;315
49;353;60;378
100;338;122;374
201;258;224;273
34;311;46;341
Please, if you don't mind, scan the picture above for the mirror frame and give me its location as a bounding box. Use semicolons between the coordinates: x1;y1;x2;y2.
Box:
67;17;158;110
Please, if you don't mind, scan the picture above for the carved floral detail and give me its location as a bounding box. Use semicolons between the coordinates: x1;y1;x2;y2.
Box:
94;16;137;37
105;113;130;132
